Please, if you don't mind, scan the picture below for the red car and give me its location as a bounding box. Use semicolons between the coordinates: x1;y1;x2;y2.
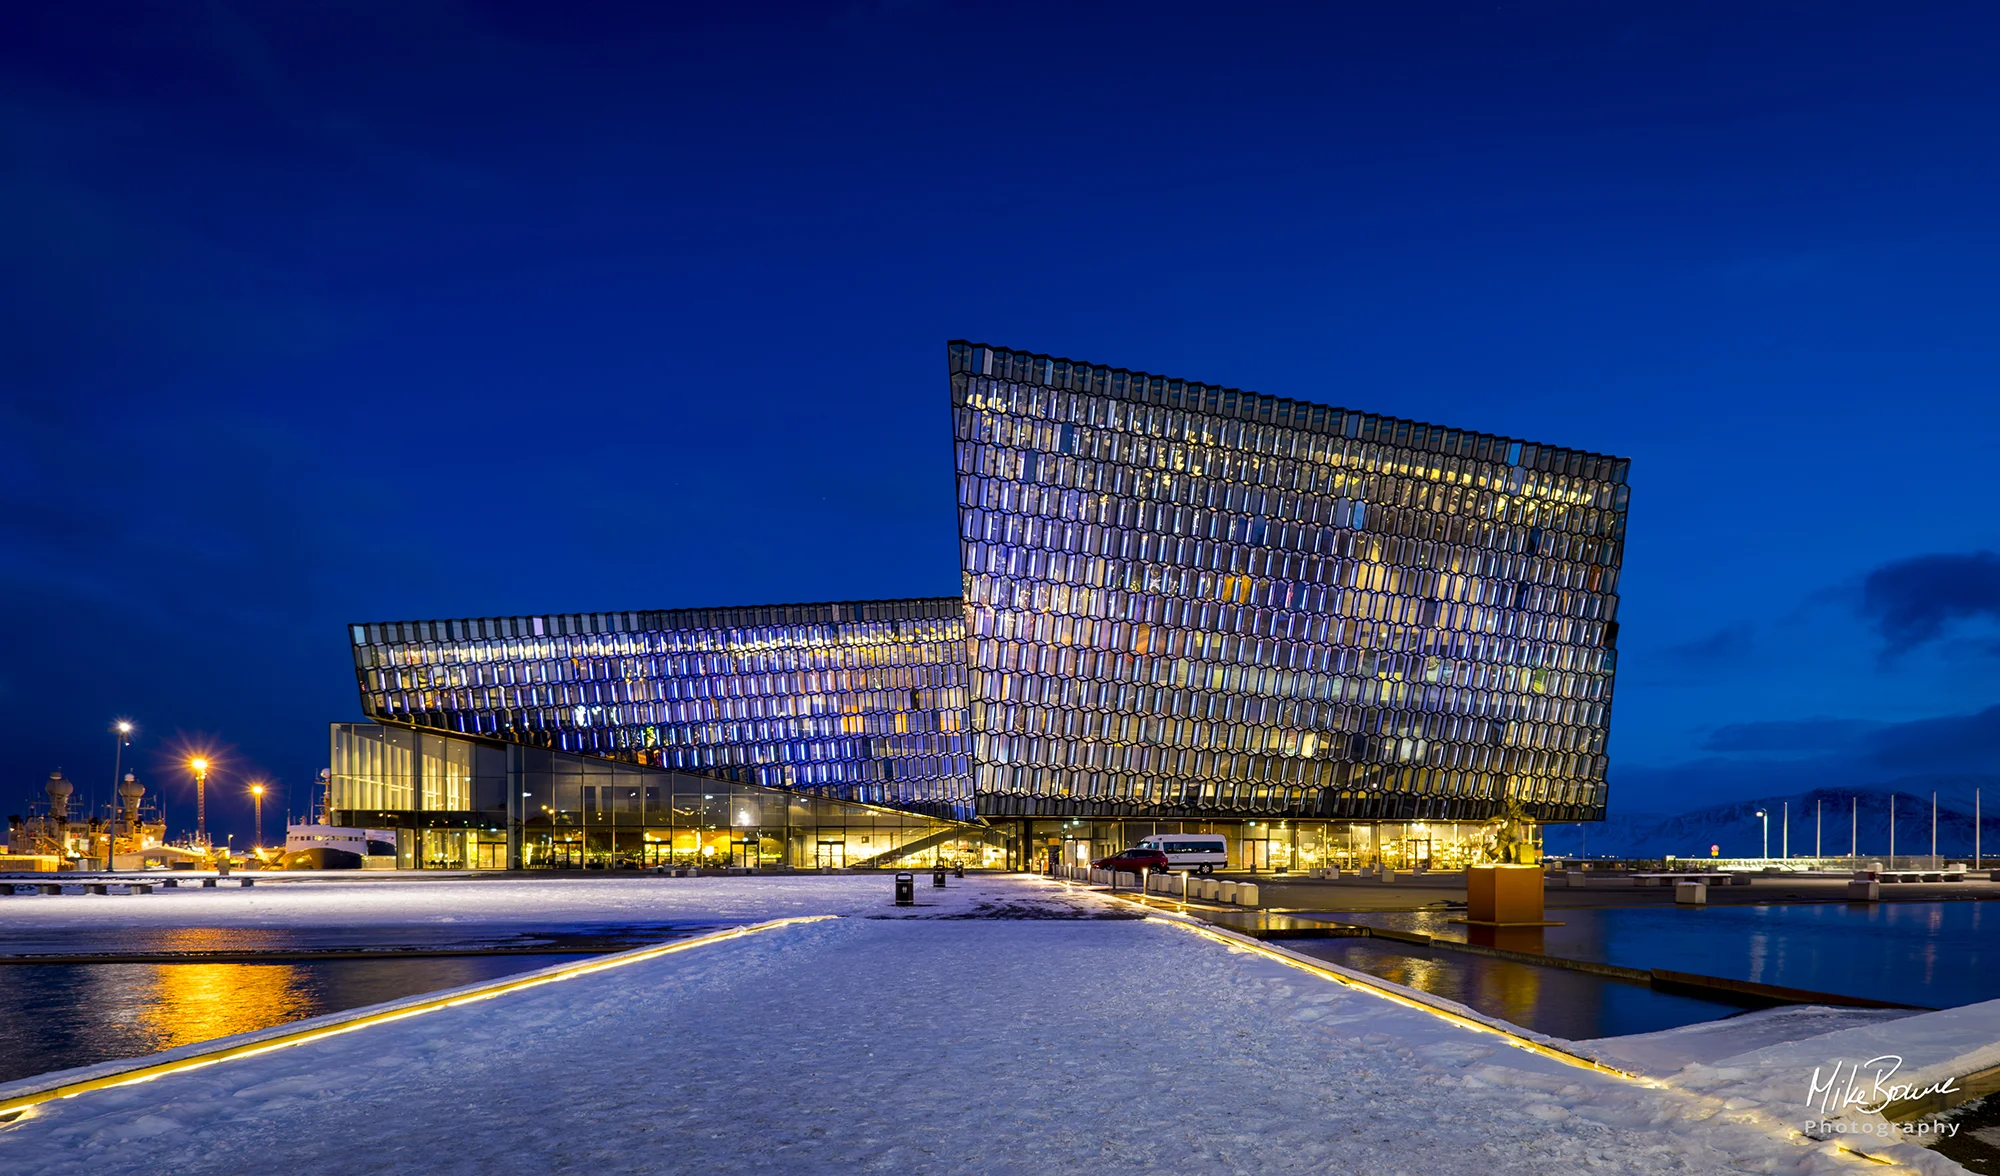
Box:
1091;847;1171;874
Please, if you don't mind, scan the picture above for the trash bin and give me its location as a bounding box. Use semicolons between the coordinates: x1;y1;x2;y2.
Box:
932;866;948;888
954;864;965;879
894;873;915;906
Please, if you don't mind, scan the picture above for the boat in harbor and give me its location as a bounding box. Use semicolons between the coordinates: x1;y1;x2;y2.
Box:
281;824;399;869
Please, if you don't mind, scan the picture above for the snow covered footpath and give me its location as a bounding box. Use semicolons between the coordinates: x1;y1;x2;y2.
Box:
0;873;998;939
0;876;1968;1175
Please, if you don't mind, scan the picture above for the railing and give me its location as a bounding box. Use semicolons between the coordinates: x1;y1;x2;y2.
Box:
1663;855;1980;872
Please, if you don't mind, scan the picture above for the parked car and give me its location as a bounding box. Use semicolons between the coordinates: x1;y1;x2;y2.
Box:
1135;833;1228;875
1090;847;1171;874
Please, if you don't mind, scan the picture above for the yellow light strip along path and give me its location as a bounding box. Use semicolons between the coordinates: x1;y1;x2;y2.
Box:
0;914;837;1124
1141;910;1904;1169
1147;914;1643;1080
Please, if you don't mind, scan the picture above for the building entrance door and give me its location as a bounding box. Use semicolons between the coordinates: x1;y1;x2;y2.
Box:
1064;838;1092;867
731;835;759;869
1243;838;1274;872
815;841;845;869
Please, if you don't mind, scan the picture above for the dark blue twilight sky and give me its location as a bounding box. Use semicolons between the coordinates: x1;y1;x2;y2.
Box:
4;2;1998;841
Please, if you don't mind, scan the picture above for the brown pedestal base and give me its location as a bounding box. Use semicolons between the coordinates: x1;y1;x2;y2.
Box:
1464;863;1549;925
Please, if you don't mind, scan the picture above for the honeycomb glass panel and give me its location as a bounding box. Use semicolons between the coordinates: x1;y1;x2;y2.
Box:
951;342;1628;822
348;599;974;821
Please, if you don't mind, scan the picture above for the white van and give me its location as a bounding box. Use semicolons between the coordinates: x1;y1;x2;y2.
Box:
1136;834;1227;875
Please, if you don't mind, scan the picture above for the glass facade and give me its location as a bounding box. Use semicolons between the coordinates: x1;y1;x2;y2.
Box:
348;599;972;821
337;341;1628;852
1020;818;1540;874
951;341;1627;823
328;723;999;870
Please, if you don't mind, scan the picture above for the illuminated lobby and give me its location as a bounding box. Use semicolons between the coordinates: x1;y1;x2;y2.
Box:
333;342;1629;869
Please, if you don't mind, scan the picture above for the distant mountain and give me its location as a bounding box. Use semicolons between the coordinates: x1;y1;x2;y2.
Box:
1542;785;2000;861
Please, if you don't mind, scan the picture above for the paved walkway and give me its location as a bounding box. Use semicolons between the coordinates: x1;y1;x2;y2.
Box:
0;878;1941;1175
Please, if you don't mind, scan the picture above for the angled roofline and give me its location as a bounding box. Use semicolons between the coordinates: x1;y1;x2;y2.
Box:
949;339;1630;483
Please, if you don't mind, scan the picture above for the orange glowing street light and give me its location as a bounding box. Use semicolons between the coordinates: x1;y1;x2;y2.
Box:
108;720;134;873
249;783;266;849
188;757;211;847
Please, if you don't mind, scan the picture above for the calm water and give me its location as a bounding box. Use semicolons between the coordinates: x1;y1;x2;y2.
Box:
0;921;724;1086
1308;901;1997;1010
0;955;596;1086
1286;938;1747;1039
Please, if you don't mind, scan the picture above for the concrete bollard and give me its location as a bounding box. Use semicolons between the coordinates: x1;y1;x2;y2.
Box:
1217;881;1239;903
1379;868;1397;883
1729;873;1752;886
240;878;255;888
201;878;217;888
37;884;62;895
1847;880;1880;901
131;884;153;894
1170;872;1187;897
160;878;179;888
1235;883;1259;906
1567;871;1588;888
86;883;108;895
1675;881;1707;905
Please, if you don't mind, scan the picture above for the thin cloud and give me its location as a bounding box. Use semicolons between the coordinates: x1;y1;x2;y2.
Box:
1860;550;2000;653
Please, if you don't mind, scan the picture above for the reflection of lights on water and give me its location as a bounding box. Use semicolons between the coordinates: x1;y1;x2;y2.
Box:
138;964;311;1053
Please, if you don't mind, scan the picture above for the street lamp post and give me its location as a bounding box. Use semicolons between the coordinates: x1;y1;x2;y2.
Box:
250;784;266;850
189;758;210;847
1755;808;1768;860
108;721;132;872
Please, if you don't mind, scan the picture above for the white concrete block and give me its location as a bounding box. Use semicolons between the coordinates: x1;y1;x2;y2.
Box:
1235;883;1259;906
1675;881;1707;904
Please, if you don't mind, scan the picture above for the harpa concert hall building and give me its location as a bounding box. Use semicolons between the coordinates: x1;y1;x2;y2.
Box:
332;343;1630;872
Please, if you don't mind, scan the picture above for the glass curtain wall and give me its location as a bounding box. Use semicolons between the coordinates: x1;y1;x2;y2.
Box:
951;341;1629;824
330;723;991;870
347;599;974;821
1019;818;1517;873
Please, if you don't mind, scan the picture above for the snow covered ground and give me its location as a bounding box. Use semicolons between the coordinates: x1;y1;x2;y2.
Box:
0;876;1973;1174
1575;1007;1922;1079
0;872;1055;939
